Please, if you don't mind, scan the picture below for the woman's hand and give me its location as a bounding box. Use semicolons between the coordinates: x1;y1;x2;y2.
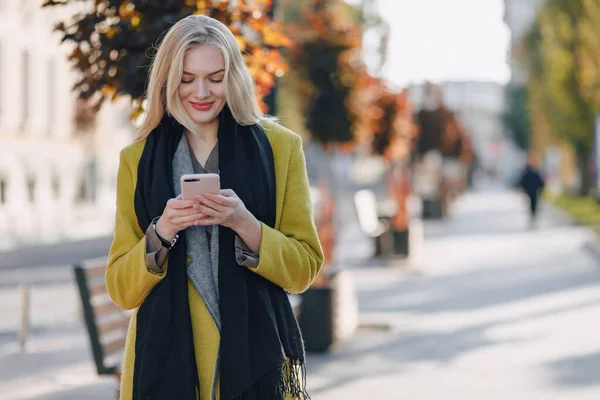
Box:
192;189;250;230
155;195;206;240
194;189;262;252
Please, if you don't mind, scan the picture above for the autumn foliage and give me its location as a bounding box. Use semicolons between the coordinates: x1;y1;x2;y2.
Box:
353;75;419;161
288;0;364;146
42;0;291;116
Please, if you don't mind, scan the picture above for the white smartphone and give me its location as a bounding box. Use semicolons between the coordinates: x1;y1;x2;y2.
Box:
180;173;220;201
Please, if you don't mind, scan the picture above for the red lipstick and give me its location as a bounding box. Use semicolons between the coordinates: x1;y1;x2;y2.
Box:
190;101;214;111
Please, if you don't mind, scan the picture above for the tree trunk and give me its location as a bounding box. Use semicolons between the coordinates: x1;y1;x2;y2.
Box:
576;148;592;196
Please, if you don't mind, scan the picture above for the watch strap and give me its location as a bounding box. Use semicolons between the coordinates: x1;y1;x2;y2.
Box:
151;216;178;250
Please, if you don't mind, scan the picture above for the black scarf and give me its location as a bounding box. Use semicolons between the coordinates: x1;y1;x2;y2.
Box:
132;107;308;399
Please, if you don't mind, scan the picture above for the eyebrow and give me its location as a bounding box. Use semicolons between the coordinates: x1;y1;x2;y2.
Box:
183;69;225;76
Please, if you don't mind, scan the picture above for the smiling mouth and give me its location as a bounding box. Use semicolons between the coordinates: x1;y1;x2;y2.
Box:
190;101;214;111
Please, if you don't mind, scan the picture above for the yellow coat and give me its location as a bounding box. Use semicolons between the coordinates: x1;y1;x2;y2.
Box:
106;121;324;400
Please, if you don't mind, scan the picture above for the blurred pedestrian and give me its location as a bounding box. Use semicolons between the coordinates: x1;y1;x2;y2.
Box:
519;154;545;226
105;15;323;400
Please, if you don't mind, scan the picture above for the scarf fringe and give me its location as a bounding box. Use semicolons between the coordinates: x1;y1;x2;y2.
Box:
232;358;310;400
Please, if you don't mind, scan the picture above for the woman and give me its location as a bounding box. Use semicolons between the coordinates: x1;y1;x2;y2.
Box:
106;14;323;400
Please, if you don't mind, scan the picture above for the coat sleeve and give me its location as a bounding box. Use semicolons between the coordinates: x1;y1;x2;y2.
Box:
249;136;324;294
105;149;168;311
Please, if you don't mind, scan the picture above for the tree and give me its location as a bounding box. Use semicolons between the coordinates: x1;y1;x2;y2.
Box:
354;76;418;161
523;0;600;195
350;75;420;233
42;0;291;118
289;0;363;146
371;91;397;156
415;83;451;156
503;85;531;150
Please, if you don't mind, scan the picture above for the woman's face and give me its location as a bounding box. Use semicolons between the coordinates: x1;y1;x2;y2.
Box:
178;44;227;127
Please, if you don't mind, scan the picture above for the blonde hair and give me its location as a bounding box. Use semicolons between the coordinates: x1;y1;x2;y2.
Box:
135;15;265;141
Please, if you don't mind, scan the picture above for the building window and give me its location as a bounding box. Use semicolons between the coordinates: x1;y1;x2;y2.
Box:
0;177;6;205
22;51;30;128
26;176;35;203
76;176;96;203
75;159;97;203
51;173;60;200
76;178;87;203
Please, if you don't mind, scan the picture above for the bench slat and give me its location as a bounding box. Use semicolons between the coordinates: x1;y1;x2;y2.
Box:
89;282;108;297
94;300;123;317
98;316;130;335
103;337;127;357
84;264;107;279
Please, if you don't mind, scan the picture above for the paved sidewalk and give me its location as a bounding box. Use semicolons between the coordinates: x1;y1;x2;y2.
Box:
0;238;115;399
306;187;600;399
2;186;600;399
0;284;117;399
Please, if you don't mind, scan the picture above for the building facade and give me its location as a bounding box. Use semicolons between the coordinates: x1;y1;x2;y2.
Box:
408;81;521;183
0;0;135;251
503;0;546;86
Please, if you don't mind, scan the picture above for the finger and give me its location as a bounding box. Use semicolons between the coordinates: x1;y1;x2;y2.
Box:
176;218;206;230
220;189;236;198
196;204;221;218
194;192;229;202
202;196;229;212
172;212;206;225
167;207;202;219
192;194;212;205
176;194;182;200
195;217;219;226
170;199;196;210
175;207;206;218
204;193;237;207
183;217;209;228
194;203;221;213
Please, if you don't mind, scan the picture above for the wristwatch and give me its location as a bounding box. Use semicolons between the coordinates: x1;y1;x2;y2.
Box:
151;217;178;250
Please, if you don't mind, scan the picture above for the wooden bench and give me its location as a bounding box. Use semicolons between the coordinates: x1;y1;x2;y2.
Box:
73;260;128;396
63;188;306;354
74;260;302;385
354;189;393;257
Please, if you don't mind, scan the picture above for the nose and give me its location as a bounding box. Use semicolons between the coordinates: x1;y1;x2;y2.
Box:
194;80;209;98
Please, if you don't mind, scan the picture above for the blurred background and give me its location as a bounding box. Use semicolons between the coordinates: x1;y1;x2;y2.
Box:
1;0;600;399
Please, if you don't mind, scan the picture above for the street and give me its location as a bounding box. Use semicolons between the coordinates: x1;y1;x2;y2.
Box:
1;187;600;399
